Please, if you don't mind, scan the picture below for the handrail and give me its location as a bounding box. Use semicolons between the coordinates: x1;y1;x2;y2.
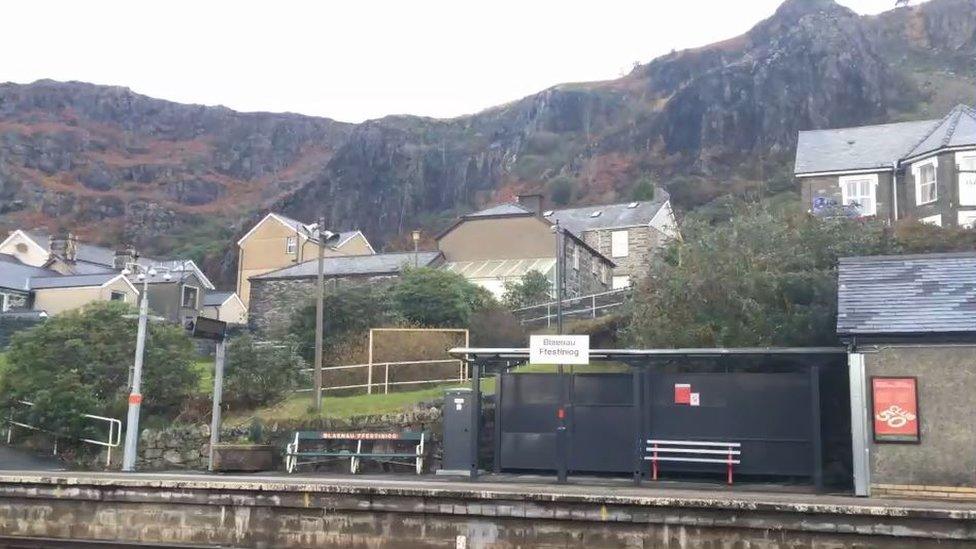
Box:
4;400;123;467
510;287;631;313
297;358;466;395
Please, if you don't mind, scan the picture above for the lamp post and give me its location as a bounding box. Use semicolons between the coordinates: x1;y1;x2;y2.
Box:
311;221;340;413
411;229;422;268
120;262;171;472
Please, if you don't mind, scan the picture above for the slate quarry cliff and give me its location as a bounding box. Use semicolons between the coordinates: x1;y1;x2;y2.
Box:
0;0;973;278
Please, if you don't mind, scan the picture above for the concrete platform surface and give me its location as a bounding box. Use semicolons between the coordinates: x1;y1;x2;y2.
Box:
2;469;976;519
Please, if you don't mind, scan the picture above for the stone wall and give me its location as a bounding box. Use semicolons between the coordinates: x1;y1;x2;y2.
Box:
561;236;611;298
863;344;976;488
248;275;395;335
138;424;211;470
580;225;665;283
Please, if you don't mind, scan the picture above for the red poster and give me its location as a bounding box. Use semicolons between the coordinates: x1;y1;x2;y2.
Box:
872;377;919;443
674;383;691;405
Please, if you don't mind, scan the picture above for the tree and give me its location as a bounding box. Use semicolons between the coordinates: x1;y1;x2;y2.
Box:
632;176;656;201
626;205;894;348
392;268;495;327
501;270;552;310
290;284;397;362
223;334;305;409
0;302;198;441
547;176;575;206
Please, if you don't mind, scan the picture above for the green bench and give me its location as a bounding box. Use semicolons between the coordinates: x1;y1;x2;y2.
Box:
284;430;428;474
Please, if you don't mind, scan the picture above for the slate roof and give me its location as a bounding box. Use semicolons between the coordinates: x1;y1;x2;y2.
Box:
546;193;670;234
203;291;236;306
0;254;58;291
253;251;443;280
464;203;533;218
795;105;976;175
837;252;976;336
29;273;123;290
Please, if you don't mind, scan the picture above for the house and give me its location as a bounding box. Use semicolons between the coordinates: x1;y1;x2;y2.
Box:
235;212;375;309
201;291;248;325
247;250;443;333
0;254;56;312
795;104;976;227
30;273;139;316
837;252;976;496
0;229;215;322
436;195;623;298
543;193;677;289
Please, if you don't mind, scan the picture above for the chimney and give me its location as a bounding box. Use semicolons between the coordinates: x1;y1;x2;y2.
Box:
114;246;137;270
50;232;78;263
517;194;545;217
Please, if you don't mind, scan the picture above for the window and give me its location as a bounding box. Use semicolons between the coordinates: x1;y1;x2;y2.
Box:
600;264;608;285
285;236;297;254
572;244;580;271
0;293;8;312
958;152;976;206
839;174;877;217
181;286;199;309
110;291;127;302
611;230;629;258
920;214;942;227
612;275;631;290
959;211;976;229
913;158;938;205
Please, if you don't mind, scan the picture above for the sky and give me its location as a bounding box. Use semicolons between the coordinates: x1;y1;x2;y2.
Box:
1;0;909;123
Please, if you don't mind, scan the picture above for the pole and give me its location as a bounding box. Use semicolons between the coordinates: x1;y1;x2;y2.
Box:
555;223;564;336
553;222;568;483
121;277;150;471
414;237;419;268
208;338;226;471
314;217;326;412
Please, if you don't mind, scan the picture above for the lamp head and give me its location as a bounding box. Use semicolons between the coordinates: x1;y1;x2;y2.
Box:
121;267;132;276
148;268;158;277
136;273;146;281
162;272;172;281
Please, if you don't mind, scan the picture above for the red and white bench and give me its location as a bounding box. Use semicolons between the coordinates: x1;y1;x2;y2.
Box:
644;439;741;485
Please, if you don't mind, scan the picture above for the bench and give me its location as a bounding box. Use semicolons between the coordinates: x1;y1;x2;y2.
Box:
284;430;427;474
644;439;741;485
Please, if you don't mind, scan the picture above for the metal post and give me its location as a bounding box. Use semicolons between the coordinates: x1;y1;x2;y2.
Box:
591;295;596;318
208;338;226;472
848;352;871;496
314;216;326;412
469;360;481;481
632;366;643;486
121;277;150;472
367;329;374;394
384;363;390;395
555;223;564;336
810;364;824;491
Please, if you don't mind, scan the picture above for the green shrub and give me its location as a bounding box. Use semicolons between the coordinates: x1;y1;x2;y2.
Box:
501;270;552;310
223;334;305;409
290;284;398;362
0;302;197;441
392;268;495;327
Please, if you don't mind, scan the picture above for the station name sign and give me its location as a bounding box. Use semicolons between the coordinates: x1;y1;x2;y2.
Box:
529;335;590;365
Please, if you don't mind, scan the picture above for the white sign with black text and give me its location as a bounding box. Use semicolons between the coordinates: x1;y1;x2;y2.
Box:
529;335;590;365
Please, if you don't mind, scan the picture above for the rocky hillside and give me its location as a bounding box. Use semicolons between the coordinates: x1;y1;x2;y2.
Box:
0;0;973;281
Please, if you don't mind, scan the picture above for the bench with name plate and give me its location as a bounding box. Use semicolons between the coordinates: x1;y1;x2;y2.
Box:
644;439;742;485
284;430;427;474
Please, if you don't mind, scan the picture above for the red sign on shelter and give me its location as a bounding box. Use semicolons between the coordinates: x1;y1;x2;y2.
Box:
871;377;919;443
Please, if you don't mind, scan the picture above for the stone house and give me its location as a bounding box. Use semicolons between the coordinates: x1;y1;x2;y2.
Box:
436;197;616;299
235;212;374;309
795;104;976;227
545;193;678;289
248;251;443;334
837;252;976;496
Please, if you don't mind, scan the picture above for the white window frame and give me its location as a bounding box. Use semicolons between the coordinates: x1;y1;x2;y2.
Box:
0;293;8;312
612;275;631;290
611;230;629;258
957;151;976;207
572;244;580;271
110;290;127;302
838;174;878;217
958;211;976;229
920;214;942;227
181;285;200;309
913;157;939;206
285;236;297;255
600;264;608;285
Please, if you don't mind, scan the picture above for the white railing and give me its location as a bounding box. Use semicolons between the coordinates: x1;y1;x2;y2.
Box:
511;287;632;326
4;400;123;466
298;358;467;395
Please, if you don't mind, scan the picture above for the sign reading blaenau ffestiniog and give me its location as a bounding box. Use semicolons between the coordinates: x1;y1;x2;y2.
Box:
529;335;590;365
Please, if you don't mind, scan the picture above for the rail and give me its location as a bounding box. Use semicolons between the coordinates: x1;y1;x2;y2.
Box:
510;287;632;326
298;358;467;396
4;400;123;466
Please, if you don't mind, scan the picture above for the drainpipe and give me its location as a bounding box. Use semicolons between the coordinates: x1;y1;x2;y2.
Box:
891;161;899;223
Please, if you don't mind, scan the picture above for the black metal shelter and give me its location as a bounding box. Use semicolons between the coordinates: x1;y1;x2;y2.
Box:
450;347;851;488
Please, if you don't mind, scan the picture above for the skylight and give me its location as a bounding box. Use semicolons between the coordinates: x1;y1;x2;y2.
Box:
589;211;602;218
628;202;639;208
543;210;554;217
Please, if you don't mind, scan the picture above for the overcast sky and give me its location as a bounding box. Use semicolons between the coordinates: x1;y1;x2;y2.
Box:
2;0;908;123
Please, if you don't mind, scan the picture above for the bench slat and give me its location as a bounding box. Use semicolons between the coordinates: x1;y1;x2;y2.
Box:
288;453;418;459
643;456;741;465
646;439;740;447
645;448;741;455
296;431;425;441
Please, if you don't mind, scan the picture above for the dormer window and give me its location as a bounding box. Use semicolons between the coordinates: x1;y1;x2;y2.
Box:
285;236;297;254
913;158;938;205
839;174;878;217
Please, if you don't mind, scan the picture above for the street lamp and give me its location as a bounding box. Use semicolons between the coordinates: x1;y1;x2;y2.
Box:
120;262;171;472
310;220;340;413
411;229;422;268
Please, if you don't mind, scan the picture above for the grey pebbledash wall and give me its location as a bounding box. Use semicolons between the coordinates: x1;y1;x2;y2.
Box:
863;344;976;488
